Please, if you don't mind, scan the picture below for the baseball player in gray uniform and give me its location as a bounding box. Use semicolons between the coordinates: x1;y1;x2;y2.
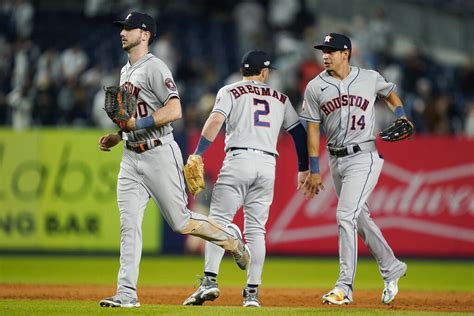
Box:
182;50;309;307
300;33;410;305
97;12;250;308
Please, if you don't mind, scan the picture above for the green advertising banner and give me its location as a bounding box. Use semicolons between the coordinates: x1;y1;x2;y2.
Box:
0;129;161;252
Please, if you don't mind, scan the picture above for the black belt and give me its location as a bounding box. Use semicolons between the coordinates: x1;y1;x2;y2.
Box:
126;139;161;153
328;144;361;157
228;147;276;157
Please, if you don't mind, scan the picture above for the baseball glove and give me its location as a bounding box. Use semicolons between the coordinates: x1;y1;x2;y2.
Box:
103;85;137;130
183;154;205;196
379;117;414;142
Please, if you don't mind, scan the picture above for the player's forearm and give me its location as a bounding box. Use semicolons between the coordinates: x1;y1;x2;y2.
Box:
385;91;406;117
194;112;225;155
201;112;225;142
151;97;182;126
307;122;321;174
133;97;182;130
307;122;321;157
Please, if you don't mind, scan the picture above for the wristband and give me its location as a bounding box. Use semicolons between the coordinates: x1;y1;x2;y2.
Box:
394;106;406;118
194;136;212;156
309;156;320;174
135;116;155;130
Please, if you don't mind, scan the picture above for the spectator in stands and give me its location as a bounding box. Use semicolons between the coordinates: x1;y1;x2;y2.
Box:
12;0;34;39
60;44;89;82
364;7;392;68
151;32;178;73
56;79;76;125
402;48;431;96
268;0;301;31
458;60;474;99
424;94;452;135
465;100;474;137
32;87;56;126
7;83;32;130
11;39;37;91
35;48;61;90
0;35;12;124
233;0;267;54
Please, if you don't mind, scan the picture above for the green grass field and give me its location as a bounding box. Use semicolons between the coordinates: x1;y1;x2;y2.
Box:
1;299;469;316
1;255;473;315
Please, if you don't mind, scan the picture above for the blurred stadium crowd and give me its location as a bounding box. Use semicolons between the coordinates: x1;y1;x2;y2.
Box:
1;0;473;136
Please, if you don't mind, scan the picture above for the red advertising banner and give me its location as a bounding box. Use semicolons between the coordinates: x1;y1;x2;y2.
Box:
188;133;474;257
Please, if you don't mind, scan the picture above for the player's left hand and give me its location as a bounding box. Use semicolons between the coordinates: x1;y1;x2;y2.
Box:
302;173;324;199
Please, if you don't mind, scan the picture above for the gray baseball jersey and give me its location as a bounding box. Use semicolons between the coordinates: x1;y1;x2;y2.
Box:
120;53;178;143
300;67;394;147
114;53;243;301
300;67;406;300
204;79;300;286
213;79;300;155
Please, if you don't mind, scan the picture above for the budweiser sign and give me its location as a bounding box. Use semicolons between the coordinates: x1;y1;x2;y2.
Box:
268;156;474;243
188;134;474;257
265;136;474;257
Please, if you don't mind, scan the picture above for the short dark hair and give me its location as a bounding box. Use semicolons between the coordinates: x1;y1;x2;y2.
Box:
241;67;262;77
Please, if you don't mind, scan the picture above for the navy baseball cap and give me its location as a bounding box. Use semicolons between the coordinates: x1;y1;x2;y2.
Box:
114;12;157;38
314;33;352;52
241;50;276;72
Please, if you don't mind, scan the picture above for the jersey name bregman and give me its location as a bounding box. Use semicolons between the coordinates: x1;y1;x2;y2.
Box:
321;94;369;115
230;85;287;104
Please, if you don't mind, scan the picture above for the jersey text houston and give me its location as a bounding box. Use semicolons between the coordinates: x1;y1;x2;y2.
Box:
321;94;369;115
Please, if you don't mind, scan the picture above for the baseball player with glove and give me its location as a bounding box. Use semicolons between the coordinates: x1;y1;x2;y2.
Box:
300;33;413;305
98;12;250;308
182;50;310;307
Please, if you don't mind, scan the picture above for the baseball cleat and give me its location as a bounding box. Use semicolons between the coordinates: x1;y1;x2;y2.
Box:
99;295;140;308
322;288;351;305
183;276;220;305
226;223;251;270
382;262;408;304
243;287;260;307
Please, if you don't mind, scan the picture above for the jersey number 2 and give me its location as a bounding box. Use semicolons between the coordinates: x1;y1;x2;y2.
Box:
350;114;366;130
253;98;270;127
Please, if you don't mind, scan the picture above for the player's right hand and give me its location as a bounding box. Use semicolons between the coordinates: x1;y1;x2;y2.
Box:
297;170;310;191
302;173;324;199
98;133;121;151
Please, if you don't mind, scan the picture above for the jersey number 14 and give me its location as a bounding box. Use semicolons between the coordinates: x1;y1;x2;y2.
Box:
350;114;366;130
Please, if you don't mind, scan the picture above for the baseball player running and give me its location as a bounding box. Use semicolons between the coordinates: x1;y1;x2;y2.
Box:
300;33;411;305
182;50;309;307
97;12;250;308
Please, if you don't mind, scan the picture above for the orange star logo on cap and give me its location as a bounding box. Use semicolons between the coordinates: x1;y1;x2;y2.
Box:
324;35;332;42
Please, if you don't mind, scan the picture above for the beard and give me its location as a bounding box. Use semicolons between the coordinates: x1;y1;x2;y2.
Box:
122;37;142;52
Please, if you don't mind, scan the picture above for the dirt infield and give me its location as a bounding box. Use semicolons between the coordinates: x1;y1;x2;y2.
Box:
1;284;473;312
